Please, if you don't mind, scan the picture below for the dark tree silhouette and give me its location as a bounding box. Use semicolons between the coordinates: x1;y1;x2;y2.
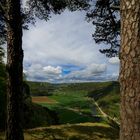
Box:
6;0;24;139
0;0;90;140
86;0;120;57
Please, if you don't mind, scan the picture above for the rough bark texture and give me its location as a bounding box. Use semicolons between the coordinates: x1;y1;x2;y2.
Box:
120;0;140;139
6;0;24;140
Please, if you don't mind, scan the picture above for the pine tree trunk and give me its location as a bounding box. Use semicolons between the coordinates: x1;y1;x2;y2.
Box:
6;0;24;140
120;0;140;139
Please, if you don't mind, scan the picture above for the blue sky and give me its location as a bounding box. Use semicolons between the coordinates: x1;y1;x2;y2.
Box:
22;10;120;83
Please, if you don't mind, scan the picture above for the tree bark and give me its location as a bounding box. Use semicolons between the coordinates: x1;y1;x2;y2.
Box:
6;0;24;140
120;0;140;139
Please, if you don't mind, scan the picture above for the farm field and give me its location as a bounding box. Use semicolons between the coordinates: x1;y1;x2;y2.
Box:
30;81;120;124
32;96;57;104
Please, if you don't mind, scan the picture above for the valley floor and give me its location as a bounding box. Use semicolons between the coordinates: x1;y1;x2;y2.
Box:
0;81;120;140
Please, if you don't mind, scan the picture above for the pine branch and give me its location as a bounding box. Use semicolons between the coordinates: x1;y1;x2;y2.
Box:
0;2;8;22
110;5;120;10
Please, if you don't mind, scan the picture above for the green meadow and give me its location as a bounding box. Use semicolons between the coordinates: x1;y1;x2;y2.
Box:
0;81;120;139
29;81;120;124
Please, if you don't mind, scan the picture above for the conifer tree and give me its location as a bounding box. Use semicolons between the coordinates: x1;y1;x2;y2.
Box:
0;0;90;139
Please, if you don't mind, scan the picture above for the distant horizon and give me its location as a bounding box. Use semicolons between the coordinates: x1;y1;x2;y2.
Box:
27;79;119;84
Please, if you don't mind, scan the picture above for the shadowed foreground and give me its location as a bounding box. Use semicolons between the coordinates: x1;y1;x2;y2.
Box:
0;122;119;140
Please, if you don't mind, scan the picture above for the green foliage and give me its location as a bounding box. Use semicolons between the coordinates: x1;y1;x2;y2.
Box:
0;47;6;130
21;82;60;128
23;101;58;128
27;0;90;20
0;79;6;130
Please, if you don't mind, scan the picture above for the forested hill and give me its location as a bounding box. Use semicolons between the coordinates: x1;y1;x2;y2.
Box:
27;81;119;96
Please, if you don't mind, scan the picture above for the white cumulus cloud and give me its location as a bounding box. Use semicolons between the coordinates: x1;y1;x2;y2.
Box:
86;63;107;74
108;57;120;65
43;66;62;75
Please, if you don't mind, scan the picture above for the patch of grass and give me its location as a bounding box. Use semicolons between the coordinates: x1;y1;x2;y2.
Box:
0;132;5;140
54;108;99;124
24;122;119;140
0;122;119;140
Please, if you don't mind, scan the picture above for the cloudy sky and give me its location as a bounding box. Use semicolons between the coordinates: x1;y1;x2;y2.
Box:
22;10;120;83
